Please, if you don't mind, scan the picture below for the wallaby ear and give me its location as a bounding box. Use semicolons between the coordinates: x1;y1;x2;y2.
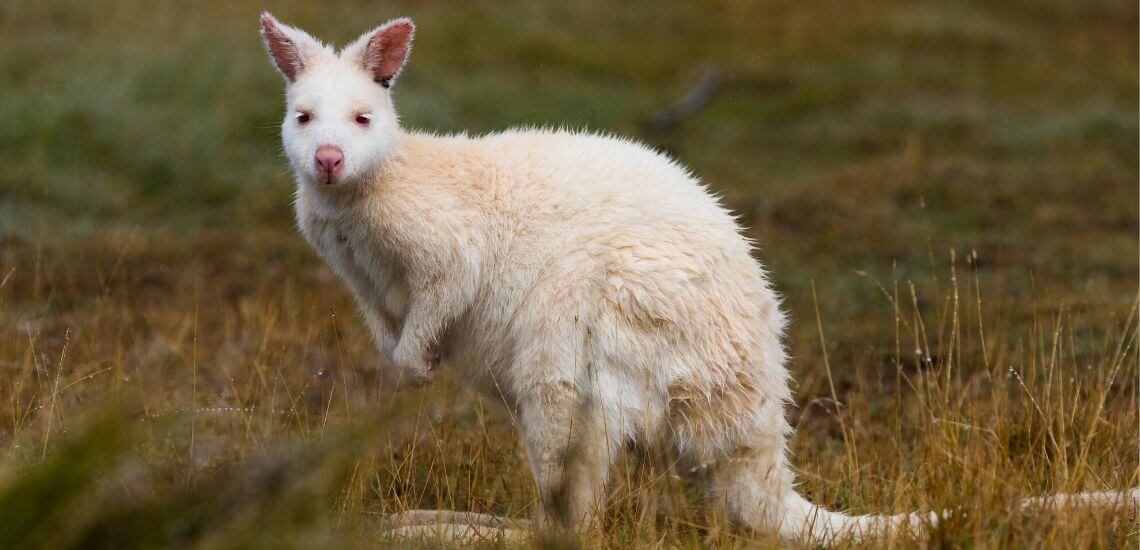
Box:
357;18;415;88
259;12;324;82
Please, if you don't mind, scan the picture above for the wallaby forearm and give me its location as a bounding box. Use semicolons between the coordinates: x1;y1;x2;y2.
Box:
391;259;477;378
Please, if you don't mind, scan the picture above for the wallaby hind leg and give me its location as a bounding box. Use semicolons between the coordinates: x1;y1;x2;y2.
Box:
517;378;622;532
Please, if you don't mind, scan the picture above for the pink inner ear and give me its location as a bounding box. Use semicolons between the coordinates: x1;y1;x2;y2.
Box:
364;20;414;81
261;15;303;80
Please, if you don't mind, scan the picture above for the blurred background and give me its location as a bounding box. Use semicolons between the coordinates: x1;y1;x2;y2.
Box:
0;0;1136;547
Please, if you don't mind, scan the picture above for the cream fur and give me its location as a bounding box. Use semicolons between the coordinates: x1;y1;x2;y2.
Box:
260;13;1138;544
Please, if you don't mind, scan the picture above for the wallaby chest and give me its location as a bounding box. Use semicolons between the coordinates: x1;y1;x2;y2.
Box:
296;195;409;326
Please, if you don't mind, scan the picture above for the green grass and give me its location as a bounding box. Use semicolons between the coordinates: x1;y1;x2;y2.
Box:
0;0;1136;547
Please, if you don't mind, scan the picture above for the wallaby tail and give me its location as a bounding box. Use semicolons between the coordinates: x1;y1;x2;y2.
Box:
772;490;929;544
373;487;1139;544
775;487;1139;545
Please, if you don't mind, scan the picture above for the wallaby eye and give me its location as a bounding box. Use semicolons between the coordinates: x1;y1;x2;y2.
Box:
296;112;311;125
355;114;372;126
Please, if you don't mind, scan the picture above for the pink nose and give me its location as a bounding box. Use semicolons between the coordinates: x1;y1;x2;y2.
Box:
314;145;344;183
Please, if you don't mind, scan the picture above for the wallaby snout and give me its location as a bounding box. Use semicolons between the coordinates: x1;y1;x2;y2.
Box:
314;145;345;184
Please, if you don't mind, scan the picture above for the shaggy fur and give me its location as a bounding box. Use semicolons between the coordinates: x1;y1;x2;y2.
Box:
259;13;1137;544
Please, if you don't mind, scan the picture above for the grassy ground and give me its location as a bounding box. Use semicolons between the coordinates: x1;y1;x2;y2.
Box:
0;0;1137;547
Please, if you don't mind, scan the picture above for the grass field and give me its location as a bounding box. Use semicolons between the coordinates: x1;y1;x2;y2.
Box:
1;0;1137;547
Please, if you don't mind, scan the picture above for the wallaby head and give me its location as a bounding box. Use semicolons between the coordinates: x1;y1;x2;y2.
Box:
260;13;413;186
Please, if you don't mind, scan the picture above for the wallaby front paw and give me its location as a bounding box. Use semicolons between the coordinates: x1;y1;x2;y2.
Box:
392;345;439;386
425;349;441;370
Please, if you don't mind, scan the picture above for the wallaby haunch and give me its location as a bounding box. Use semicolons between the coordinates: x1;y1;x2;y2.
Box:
259;13;1138;544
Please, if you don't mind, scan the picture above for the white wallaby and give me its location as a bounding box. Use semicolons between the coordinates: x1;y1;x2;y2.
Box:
259;13;1138;544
